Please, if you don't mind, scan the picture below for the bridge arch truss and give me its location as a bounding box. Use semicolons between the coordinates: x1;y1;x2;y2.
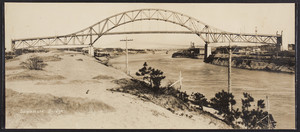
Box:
11;8;282;50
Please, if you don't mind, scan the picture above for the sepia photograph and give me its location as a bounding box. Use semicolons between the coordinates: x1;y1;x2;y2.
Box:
4;2;296;129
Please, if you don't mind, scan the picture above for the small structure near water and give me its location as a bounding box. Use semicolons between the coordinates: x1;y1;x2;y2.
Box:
172;42;203;59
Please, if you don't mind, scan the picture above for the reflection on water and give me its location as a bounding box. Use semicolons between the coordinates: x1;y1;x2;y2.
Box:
109;52;295;129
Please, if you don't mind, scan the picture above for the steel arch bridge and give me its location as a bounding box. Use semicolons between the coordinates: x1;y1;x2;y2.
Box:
11;8;282;52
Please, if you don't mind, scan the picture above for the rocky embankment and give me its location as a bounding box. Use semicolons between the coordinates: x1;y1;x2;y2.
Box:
172;50;198;59
205;54;295;73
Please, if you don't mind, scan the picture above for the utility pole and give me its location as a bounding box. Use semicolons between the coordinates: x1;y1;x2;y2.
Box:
228;41;232;112
267;95;270;129
120;36;133;75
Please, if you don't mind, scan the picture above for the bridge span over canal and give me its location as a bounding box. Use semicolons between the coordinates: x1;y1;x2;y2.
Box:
12;8;282;59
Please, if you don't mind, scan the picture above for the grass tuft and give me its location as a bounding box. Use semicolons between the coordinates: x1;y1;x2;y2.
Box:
6;71;65;81
92;75;114;80
40;55;62;62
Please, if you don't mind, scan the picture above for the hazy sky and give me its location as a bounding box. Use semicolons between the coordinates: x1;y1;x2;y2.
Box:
5;3;295;50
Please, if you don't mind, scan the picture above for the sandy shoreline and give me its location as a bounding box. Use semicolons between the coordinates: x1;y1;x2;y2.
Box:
5;50;231;129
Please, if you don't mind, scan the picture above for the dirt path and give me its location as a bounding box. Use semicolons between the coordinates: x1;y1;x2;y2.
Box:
5;50;230;129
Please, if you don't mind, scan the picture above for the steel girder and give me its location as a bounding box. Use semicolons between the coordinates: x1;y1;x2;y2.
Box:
11;8;282;50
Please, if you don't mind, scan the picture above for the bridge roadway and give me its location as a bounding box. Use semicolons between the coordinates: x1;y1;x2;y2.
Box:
13;31;280;41
12;30;282;60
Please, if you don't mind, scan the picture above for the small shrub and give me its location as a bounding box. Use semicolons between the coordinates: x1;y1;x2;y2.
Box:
160;86;180;97
20;56;47;70
178;91;189;103
239;93;276;129
5;55;14;60
232;108;242;125
191;92;208;110
210;90;236;124
240;92;254;127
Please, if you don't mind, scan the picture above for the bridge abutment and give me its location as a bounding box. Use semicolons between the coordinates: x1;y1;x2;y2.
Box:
88;45;94;56
204;43;211;61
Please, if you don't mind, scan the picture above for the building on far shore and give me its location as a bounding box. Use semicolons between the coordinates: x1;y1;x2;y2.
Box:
213;45;278;55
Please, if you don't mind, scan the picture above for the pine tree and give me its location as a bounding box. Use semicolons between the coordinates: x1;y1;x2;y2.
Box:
136;62;166;92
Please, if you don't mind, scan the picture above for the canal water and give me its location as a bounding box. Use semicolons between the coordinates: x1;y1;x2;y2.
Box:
109;52;295;129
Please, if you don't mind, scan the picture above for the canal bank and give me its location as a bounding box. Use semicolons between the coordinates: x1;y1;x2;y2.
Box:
204;53;295;74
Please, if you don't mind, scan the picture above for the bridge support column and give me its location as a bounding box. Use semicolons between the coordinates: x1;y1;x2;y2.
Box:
204;43;211;61
276;36;282;51
11;40;15;52
88;45;94;56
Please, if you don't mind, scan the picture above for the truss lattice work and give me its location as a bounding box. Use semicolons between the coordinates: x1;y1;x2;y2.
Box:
12;8;282;50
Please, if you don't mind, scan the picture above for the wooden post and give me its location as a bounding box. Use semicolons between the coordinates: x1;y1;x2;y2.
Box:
169;71;183;90
179;71;182;90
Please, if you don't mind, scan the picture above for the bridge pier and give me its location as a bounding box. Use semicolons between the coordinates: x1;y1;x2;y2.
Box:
11;40;15;52
276;36;282;51
88;45;94;56
204;43;211;61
